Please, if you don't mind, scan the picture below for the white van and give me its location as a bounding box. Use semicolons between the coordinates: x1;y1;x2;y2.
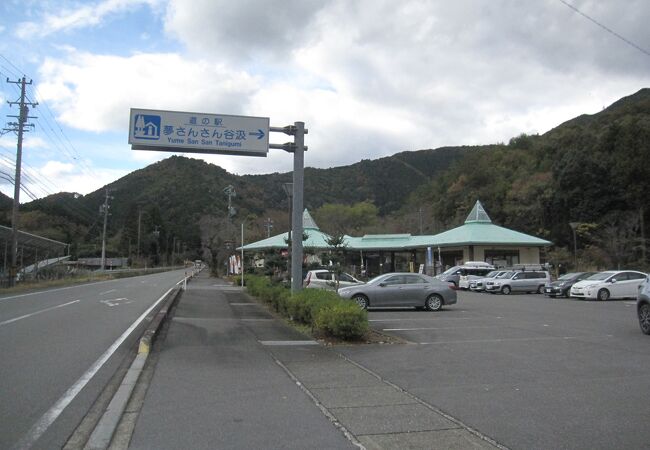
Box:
438;261;496;288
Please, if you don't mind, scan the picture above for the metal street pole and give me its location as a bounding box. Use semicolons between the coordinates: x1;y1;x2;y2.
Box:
241;222;245;288
282;183;292;278
290;122;305;293
569;222;579;268
100;190;112;271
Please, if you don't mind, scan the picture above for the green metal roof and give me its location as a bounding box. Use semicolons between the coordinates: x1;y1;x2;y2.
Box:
239;209;333;250
240;202;551;252
343;234;414;251
465;200;491;223
428;221;551;246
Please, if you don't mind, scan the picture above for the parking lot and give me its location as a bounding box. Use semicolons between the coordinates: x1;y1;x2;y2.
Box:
337;291;650;450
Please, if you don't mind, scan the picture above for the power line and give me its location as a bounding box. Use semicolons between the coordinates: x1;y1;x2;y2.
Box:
0;53;102;195
558;0;650;58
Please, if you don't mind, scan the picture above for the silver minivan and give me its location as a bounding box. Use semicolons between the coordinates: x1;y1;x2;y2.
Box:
485;270;551;294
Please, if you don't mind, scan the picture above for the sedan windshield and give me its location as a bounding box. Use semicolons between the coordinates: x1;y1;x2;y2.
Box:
366;274;390;285
558;273;580;280
441;266;460;276
586;272;614;281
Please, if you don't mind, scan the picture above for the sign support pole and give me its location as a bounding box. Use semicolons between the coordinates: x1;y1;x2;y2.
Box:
269;123;307;293
290;122;305;293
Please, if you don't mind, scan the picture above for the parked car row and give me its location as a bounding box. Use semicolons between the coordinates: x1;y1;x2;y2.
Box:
568;270;646;301
304;267;650;336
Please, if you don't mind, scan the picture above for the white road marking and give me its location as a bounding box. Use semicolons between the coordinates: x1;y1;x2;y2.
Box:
13;286;176;450
369;317;485;322
0;279;116;303
0;300;80;327
100;298;133;307
419;335;613;345
383;325;501;332
99;289;117;295
259;340;319;346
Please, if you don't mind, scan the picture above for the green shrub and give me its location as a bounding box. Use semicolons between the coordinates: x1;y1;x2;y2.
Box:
244;275;368;341
314;303;369;340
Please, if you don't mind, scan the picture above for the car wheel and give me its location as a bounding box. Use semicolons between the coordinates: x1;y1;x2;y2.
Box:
536;285;544;294
425;294;443;311
597;289;610;301
639;303;650;335
501;285;511;295
352;294;369;310
562;288;570;298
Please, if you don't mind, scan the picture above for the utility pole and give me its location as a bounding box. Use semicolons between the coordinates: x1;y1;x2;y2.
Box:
137;209;142;260
264;218;274;238
3;77;38;285
224;185;236;218
100;189;113;270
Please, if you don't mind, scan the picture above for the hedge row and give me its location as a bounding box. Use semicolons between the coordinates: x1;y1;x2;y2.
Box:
244;275;368;340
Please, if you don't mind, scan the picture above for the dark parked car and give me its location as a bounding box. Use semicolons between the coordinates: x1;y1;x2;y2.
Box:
337;272;457;311
638;276;650;335
544;272;596;298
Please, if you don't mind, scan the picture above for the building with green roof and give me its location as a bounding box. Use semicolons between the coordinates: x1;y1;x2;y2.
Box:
240;201;551;276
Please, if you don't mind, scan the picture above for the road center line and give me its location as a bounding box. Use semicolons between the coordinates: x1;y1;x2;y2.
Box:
13;285;177;450
0;300;80;327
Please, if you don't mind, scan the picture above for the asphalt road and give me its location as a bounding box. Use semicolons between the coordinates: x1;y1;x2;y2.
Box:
0;269;188;450
338;291;649;450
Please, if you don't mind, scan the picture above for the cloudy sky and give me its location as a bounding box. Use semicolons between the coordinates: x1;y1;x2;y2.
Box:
0;0;648;200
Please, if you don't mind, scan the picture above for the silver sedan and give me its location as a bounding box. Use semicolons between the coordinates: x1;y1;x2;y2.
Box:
337;272;457;311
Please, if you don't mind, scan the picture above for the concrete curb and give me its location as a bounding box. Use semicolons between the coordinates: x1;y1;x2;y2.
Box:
84;274;192;450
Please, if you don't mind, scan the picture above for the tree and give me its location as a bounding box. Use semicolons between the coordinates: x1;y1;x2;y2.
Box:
199;215;237;276
326;234;348;290
314;202;379;235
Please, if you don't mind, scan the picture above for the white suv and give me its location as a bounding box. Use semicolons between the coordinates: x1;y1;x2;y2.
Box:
570;270;647;301
303;269;363;290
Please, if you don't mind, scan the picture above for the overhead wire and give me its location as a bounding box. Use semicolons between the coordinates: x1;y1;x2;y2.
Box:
557;0;650;58
0;52;104;200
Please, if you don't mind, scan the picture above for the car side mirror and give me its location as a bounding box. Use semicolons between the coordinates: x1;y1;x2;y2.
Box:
610;278;617;284
379;282;387;287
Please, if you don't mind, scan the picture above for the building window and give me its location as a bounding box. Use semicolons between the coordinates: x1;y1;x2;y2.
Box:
485;250;520;268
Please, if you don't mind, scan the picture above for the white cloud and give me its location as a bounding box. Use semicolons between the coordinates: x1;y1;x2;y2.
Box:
163;0;326;63
16;0;163;39
36;50;260;132
31;160;128;197
28;0;650;181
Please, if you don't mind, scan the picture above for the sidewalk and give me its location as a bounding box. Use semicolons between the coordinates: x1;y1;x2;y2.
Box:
127;273;502;449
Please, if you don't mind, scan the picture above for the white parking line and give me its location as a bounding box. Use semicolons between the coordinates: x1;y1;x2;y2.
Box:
0;300;80;326
419;335;613;345
383;325;501;331
259;340;319;346
369;317;488;322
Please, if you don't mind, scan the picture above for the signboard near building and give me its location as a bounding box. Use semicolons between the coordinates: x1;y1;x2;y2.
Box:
128;108;270;156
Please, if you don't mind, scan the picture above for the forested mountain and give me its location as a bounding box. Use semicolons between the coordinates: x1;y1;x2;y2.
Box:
4;88;650;269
